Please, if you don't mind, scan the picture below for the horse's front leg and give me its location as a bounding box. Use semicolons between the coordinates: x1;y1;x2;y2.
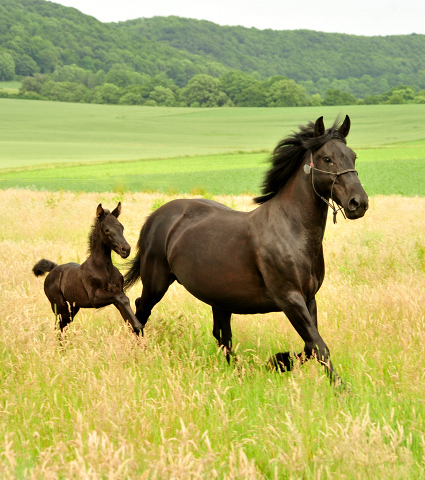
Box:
269;297;317;372
92;290;143;335
271;292;342;385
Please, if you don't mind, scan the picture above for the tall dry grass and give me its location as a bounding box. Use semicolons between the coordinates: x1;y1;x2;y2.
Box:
0;189;424;479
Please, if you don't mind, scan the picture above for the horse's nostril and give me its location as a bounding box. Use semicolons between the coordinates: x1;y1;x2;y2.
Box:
349;198;360;211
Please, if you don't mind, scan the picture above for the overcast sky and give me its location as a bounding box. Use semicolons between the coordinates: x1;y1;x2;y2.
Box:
51;0;425;36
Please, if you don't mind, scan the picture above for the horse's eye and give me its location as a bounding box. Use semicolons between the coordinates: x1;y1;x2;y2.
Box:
323;157;332;163
104;228;110;234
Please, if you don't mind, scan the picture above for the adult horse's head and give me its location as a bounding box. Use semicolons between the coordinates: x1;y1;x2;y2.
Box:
93;202;131;258
307;115;368;220
254;115;368;221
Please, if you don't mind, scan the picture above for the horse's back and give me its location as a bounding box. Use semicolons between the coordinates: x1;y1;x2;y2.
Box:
141;198;236;252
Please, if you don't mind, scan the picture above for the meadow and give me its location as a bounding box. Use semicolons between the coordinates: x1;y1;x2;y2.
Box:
0;189;425;479
1;100;424;196
1;99;425;478
2;147;425;197
0;100;424;168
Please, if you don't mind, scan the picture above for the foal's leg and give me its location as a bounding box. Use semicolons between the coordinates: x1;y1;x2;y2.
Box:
212;307;233;364
47;292;72;332
113;293;144;334
70;304;80;320
91;290;143;334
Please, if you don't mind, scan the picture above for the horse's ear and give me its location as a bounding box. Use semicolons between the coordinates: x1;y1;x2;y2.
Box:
338;115;351;137
111;202;121;218
314;116;325;137
96;204;105;218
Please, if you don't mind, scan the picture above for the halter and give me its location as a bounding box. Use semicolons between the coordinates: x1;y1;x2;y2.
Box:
304;152;357;224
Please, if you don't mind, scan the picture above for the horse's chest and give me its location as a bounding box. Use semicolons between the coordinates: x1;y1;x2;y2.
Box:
106;281;121;292
262;245;323;294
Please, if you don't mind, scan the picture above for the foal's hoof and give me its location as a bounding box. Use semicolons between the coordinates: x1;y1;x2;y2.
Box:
267;352;297;372
133;326;144;337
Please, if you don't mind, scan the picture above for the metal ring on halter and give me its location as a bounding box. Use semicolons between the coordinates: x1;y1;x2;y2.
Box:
307;152;358;224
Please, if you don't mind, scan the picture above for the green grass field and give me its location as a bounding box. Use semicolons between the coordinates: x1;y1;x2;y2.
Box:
1;145;425;196
1;99;424;196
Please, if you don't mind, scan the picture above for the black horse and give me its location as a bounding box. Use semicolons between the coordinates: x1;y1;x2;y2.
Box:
33;203;143;335
124;116;368;381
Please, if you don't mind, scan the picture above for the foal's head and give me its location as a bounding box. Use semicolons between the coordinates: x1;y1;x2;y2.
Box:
92;202;131;258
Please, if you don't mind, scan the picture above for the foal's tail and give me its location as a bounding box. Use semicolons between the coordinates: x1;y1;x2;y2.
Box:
123;249;141;291
32;259;58;277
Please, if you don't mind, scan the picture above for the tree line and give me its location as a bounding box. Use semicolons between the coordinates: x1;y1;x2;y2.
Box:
1;66;423;107
1;0;425;106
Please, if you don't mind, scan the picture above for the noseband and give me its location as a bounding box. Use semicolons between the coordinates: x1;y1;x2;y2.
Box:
304;152;358;224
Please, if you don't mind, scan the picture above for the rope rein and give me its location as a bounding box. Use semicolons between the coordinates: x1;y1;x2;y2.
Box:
306;152;357;224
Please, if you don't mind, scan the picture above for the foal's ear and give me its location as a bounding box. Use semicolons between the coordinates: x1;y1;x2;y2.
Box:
338;115;351;137
111;202;121;218
314;116;325;137
96;204;105;218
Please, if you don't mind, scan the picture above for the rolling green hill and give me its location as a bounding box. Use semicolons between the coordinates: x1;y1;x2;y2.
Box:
0;0;425;95
120;16;425;88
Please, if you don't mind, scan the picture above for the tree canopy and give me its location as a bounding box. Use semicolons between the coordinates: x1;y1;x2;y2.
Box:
1;0;425;107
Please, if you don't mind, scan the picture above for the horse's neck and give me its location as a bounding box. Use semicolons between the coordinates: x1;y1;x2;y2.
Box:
264;163;329;253
89;230;112;268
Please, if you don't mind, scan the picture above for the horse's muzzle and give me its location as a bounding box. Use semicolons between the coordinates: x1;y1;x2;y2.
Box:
117;244;131;258
345;193;369;219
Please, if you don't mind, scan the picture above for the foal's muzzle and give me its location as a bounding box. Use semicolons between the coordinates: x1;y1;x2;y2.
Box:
116;243;131;258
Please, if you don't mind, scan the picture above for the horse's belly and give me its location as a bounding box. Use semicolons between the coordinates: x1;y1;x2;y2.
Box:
184;282;279;314
171;258;277;314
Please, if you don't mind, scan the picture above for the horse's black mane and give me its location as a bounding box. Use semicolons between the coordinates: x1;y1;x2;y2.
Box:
87;209;110;253
254;117;347;204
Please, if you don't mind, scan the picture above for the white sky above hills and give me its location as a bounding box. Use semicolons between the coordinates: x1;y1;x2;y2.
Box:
51;0;425;36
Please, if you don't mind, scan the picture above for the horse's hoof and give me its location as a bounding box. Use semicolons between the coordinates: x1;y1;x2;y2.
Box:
332;374;349;392
267;352;296;372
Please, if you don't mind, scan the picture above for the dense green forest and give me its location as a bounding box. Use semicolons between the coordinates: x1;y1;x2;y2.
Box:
1;0;425;107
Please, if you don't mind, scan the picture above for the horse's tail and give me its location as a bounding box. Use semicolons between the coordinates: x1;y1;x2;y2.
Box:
123;249;141;291
32;259;58;277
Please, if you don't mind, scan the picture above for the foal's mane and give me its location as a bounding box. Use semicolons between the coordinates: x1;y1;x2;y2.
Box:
254;117;347;204
87;209;110;253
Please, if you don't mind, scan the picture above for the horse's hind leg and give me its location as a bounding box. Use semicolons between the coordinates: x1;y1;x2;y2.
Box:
49;297;72;332
135;257;174;328
212;307;233;363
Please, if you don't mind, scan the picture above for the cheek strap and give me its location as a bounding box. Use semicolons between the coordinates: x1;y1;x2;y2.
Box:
306;152;357;224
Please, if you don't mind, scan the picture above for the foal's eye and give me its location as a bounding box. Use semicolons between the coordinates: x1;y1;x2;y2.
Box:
323;157;332;163
104;228;110;234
